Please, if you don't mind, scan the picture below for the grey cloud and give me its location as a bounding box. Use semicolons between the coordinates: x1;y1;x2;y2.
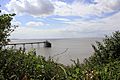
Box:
6;0;120;17
6;0;54;17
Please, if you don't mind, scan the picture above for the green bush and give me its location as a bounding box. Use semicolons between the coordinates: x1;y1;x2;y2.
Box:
0;49;67;80
66;31;120;80
97;61;120;80
65;60;120;80
84;31;120;66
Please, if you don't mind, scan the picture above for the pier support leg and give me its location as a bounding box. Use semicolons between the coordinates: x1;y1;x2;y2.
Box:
31;43;33;48
23;44;26;52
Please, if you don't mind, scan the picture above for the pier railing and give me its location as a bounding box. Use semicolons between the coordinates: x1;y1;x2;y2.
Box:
7;41;51;48
1;41;52;51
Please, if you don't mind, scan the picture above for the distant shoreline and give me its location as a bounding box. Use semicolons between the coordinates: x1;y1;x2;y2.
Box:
10;37;103;40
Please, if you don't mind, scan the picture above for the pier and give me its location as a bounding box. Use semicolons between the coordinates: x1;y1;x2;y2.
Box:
6;41;52;49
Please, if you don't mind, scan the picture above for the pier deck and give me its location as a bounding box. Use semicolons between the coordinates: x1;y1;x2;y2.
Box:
6;41;51;48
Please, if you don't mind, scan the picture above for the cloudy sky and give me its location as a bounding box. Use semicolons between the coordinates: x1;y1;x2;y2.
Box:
1;0;120;39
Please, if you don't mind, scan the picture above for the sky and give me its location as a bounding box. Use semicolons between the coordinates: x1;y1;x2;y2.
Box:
0;0;120;39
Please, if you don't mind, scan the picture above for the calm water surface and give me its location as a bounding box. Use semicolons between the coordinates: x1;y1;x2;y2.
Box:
10;38;102;65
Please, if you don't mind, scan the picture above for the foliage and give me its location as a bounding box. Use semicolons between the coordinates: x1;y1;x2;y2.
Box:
85;31;120;66
0;49;67;80
66;60;120;80
0;13;17;48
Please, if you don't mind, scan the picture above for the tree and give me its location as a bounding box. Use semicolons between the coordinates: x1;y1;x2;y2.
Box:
0;10;17;48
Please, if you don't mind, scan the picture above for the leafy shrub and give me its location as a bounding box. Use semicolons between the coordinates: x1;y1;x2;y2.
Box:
66;31;120;80
0;49;66;80
97;61;120;80
85;31;120;66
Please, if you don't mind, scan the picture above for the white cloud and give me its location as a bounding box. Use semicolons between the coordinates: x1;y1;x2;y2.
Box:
26;21;45;27
5;0;120;17
57;11;120;37
6;0;54;17
0;10;9;15
10;12;120;38
52;18;70;21
53;0;120;16
5;0;120;38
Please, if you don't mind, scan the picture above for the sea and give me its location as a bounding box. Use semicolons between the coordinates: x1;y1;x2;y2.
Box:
9;38;103;65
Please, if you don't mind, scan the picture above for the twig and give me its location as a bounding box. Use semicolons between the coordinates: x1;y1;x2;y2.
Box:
51;48;69;58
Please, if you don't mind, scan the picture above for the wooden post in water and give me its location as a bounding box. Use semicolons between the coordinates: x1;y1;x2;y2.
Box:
14;44;16;49
31;43;33;48
23;44;26;52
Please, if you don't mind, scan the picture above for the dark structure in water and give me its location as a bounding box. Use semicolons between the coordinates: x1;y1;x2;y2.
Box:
5;41;52;50
44;40;51;48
